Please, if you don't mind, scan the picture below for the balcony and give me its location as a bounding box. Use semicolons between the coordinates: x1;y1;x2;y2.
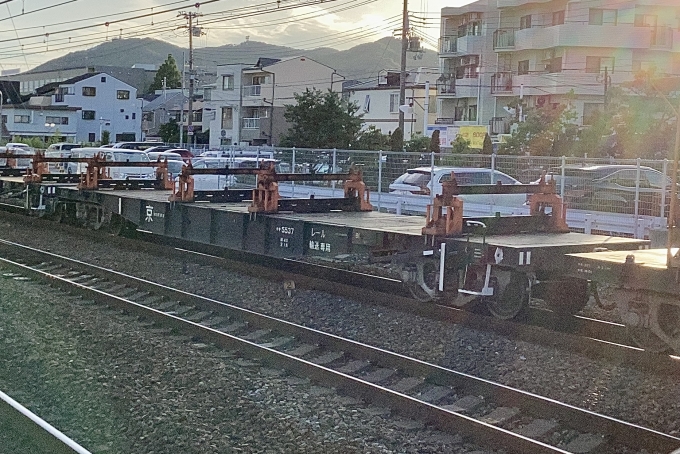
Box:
493;29;516;50
651;26;673;49
243;85;262;97
242;117;260;129
491;72;513;95
437;78;456;95
439;36;458;54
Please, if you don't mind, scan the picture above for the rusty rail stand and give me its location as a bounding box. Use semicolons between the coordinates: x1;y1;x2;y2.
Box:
153;158;174;190
78;154;110;190
248;162;281;213
342;167;373;212
422;174;464;237
527;175;569;232
170;162;194;202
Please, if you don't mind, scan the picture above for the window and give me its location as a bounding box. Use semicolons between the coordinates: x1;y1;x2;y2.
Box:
221;107;233;129
125;115;129;120
132;113;136;120
82;110;96;120
222;75;234;90
82;86;96;96
14;115;30;123
586;56;614;73
520;15;532;30
518;60;529;75
552;10;565;26
389;93;400;113
88;133;96;142
252;75;266;85
546;57;562;73
363;95;370;113
117;90;130;100
634;14;657;27
633;60;656;73
467;105;477;122
101;76;107;83
583;103;603;125
589;9;617;25
46;116;69;125
1;115;6;124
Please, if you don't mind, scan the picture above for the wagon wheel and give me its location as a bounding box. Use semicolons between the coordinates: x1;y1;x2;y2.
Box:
627;327;670;354
627;301;680;354
485;271;529;320
546;278;589;315
404;259;439;302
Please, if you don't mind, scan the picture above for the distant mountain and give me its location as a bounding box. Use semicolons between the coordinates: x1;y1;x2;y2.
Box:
29;37;439;83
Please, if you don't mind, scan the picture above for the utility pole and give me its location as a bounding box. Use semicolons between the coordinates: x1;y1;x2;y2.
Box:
179;7;202;148
398;0;408;137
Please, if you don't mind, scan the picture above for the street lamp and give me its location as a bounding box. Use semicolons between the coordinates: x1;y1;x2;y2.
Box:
99;117;111;145
45;122;56;143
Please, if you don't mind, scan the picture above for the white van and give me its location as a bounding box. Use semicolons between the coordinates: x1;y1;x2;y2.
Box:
45;143;82;173
71;147;155;180
4;143;35;169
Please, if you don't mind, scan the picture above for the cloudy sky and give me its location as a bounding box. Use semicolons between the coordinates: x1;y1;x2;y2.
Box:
0;0;469;72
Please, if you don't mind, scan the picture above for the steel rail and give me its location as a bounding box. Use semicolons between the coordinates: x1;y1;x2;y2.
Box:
0;241;678;453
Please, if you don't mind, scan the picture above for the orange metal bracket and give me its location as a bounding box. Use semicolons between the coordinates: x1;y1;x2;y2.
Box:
343;167;373;212
422;173;464;237
527;176;569;232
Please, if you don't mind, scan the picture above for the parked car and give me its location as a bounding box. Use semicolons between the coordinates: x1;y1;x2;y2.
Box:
70;148;155;180
111;141;163;151
165;148;194;160
537;165;674;216
45;143;83;173
147;151;185;179
3;142;35;168
389;166;527;207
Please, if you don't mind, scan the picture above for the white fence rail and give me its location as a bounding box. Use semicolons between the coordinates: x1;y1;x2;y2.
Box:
278;183;667;240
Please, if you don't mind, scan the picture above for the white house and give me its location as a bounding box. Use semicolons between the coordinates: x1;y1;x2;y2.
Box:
204;56;339;148
1;98;79;142
51;73;141;143
344;67;438;141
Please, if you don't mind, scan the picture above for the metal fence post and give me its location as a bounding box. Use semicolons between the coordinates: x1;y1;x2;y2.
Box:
430;151;435;205
291;147;296;198
560;156;566;198
332;148;337;196
635;158;641;238
491;153;496;184
661;159;668;219
378;150;383;211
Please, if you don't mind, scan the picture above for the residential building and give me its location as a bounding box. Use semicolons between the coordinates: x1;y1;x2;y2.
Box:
50;73;141;143
437;0;680;143
141;91;185;139
1;98;79;142
344;67;438;141
204;56;338;148
9;65;156;96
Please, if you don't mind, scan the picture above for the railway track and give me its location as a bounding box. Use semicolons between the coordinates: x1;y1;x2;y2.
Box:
1;207;677;375
0;240;678;454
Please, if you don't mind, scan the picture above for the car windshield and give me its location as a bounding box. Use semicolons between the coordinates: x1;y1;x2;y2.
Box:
400;171;431;186
166;161;185;174
112;152;150;163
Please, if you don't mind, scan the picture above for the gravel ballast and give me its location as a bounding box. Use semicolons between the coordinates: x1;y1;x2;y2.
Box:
1;214;679;451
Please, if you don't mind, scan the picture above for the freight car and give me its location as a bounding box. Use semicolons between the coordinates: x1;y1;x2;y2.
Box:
0;160;658;350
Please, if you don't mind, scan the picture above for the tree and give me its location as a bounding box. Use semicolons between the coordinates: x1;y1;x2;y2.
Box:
451;135;470;154
429;130;440;153
158;119;180;143
100;130;110;146
279;88;363;148
499;97;578;156
389;127;403;151
404;133;430;152
354;125;389;150
149;54;182;93
482;133;494;155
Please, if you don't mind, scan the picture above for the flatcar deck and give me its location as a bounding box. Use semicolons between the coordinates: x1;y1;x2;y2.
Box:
570;248;671;270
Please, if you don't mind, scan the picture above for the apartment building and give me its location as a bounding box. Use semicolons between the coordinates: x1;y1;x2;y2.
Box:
344;67;438;141
437;0;680;141
204;56;338;148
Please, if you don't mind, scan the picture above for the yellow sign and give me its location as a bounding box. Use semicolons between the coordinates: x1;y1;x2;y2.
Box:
458;126;488;149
